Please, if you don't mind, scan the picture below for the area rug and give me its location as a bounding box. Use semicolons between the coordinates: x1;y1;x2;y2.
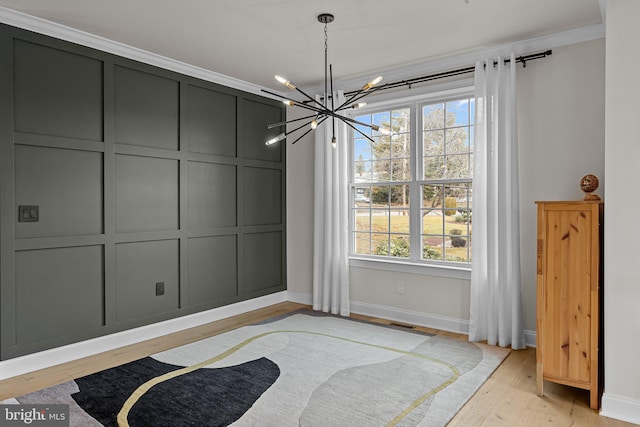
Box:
4;311;509;426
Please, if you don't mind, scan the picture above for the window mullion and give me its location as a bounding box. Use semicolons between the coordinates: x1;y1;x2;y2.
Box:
409;101;420;262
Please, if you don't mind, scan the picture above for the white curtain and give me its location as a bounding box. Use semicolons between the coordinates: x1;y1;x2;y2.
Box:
469;54;525;349
312;90;350;316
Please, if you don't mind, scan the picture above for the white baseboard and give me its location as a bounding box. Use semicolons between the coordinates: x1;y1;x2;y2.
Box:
524;329;537;348
601;393;640;425
287;292;538;348
0;292;287;380
350;300;470;335
286;290;313;305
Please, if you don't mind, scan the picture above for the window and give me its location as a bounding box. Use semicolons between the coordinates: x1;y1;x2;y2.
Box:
350;94;474;267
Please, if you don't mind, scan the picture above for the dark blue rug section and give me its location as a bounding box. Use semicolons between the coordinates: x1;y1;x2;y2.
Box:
71;356;280;427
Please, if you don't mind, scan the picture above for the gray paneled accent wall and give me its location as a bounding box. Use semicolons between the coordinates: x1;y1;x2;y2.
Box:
0;24;286;360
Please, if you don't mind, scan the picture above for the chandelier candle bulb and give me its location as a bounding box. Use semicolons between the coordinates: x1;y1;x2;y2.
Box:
310;120;318;129
266;133;286;146
275;75;296;90
362;76;383;91
351;102;367;109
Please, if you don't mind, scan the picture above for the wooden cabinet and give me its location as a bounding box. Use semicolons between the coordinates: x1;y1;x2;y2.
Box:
535;200;603;409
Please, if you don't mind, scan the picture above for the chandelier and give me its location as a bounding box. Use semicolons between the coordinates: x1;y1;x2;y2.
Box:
263;13;390;147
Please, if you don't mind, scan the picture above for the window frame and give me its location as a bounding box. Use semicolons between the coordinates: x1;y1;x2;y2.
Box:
347;86;475;274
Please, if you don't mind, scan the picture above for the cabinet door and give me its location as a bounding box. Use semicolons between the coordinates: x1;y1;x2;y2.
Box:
541;205;593;384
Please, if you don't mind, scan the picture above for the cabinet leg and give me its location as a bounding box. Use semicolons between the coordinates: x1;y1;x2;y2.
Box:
590;388;598;410
536;362;544;397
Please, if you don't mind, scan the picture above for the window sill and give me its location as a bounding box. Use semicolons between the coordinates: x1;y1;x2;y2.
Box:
349;257;471;280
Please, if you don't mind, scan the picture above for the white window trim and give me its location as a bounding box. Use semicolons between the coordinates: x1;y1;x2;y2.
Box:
346;83;475;274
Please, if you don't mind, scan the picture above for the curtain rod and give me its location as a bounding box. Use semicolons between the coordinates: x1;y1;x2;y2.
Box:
342;49;552;97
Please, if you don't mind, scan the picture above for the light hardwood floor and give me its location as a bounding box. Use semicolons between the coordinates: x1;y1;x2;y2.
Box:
0;302;634;426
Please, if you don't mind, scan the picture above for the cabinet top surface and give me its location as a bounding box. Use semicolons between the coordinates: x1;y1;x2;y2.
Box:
535;200;603;205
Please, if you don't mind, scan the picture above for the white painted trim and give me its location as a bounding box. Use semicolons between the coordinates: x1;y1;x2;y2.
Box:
0;6;283;100
524;329;536;348
601;393;640;425
350;300;470;335
350;258;471;281
0;292;287;380
286;290;313;305
599;0;608;25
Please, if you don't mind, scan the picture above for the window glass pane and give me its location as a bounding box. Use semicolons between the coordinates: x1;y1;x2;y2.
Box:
371;160;391;181
391;133;410;158
372;137;390;160
372;112;391;129
424;155;445;179
353;232;371;255
423;235;444;261
354;160;372;181
389;214;410;235
354;138;372;161
422;184;442;208
354;187;371;206
446;128;470;154
371;185;390;205
446;99;470;126
371;209;390;233
423;103;445;130
392;108;411;133
371;233;389;256
391;158;410;181
469;98;475;125
355;114;372;137
423;130;444;156
390;185;409;208
445;154;472;179
389;234;410;258
353;209;370;232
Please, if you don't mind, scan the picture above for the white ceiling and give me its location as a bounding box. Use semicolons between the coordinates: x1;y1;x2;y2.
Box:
0;0;603;92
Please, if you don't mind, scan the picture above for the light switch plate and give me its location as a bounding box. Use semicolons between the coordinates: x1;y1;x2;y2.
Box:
18;205;39;222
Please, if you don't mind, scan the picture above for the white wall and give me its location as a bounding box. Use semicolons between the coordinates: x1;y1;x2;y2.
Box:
601;0;640;423
287;39;606;340
518;38;605;333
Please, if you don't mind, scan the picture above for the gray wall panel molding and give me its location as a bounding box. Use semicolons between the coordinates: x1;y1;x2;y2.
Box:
15;145;104;239
187;152;241;166
15;246;105;346
114;154;179;233
187;84;237;157
0;22;285;360
114;65;180;151
0;28;16;360
13;39;104;142
14;132;105;153
15;235;105;251
114;144;182;160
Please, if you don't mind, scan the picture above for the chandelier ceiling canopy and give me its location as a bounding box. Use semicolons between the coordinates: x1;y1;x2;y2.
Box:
263;13;390;147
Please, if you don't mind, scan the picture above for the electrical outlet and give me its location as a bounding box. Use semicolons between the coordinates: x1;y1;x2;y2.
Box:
396;281;405;295
155;282;165;296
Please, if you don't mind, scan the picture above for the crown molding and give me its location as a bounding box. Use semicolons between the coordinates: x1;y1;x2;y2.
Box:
599;0;608;25
305;23;605;95
0;6;283;99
